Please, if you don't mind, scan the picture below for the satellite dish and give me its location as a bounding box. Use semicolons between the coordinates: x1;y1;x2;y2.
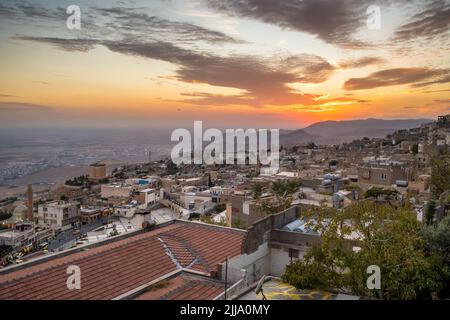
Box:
255;275;268;300
255;275;266;294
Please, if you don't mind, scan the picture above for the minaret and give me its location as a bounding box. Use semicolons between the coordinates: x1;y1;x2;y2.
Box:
27;184;33;222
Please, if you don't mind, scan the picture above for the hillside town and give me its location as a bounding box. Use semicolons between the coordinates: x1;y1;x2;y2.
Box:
0;114;449;300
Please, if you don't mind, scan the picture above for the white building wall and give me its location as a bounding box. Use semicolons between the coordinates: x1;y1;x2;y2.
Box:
224;242;270;285
143;190;157;205
242;202;250;215
37;202;80;230
269;246;308;277
114;206;137;218
222;242;313;286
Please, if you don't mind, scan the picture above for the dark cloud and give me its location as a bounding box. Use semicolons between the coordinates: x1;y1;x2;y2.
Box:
103;39;205;65
0;3;16;16
343;68;450;90
1;2;242;45
103;40;335;106
206;0;449;48
203;0;387;48
94;7;244;44
0;2;67;23
411;74;450;88
14;35;337;107
394;1;450;41
279;55;336;83
339;57;385;69
17;4;66;20
11;36;99;52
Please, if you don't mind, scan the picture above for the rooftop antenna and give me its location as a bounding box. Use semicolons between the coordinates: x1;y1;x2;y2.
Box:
255;275;268;300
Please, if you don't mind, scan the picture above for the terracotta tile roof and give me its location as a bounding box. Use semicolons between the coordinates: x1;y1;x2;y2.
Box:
167;280;224;300
0;221;245;300
134;273;224;300
160;222;244;273
158;236;196;268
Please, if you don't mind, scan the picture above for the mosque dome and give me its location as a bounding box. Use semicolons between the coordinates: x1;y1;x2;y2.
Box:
12;204;28;222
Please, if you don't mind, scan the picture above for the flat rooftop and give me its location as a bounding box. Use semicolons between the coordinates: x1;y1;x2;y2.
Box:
238;278;359;300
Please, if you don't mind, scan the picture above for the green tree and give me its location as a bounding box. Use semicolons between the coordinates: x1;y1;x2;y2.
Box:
425;215;450;267
411;144;419;155
430;155;450;199
425;200;436;226
65;175;89;187
114;171;128;179
365;187;398;200
282;201;449;299
231;218;245;230
166;160;179;175
251;182;265;200
214;203;226;213
0;211;12;221
424;215;450;298
272;180;300;197
256;180;301;215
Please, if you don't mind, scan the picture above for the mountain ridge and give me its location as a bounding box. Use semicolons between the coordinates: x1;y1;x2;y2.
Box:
280;118;432;145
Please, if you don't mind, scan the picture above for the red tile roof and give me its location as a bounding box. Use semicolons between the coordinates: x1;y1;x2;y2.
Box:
0;221;245;300
167;280;224;300
134;273;224;300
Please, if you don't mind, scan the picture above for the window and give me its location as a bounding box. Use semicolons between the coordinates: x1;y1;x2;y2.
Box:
381;173;387;180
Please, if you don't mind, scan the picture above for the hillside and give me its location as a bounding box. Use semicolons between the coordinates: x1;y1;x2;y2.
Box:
279;129;316;145
300;118;432;144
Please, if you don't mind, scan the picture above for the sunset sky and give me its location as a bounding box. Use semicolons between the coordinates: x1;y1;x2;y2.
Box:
0;0;449;129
